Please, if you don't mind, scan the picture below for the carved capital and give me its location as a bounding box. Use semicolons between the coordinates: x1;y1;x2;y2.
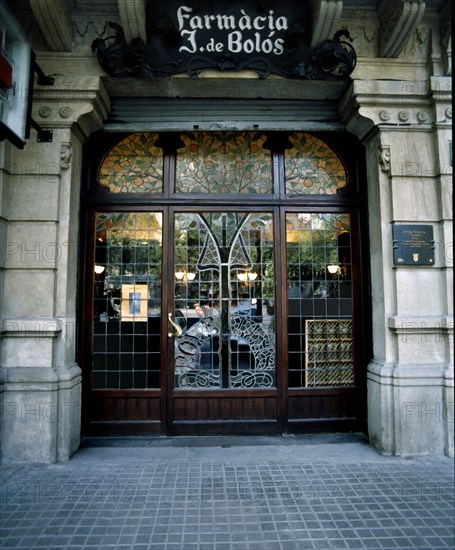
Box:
29;0;73;52
117;0;147;43
32;76;111;140
378;0;426;58
339;80;436;140
310;0;344;48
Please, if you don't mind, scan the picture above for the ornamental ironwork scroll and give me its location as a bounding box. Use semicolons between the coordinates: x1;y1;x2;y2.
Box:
91;1;356;80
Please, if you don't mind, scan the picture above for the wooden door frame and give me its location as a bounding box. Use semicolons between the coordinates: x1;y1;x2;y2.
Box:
165;205;283;436
78;129;371;437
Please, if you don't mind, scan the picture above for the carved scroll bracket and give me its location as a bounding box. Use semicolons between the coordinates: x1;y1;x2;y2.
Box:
117;0;147;44
378;0;426;58
440;1;452;76
29;0;73;52
310;0;344;48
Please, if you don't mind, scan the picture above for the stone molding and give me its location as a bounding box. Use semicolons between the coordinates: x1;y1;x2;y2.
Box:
31;76;111;141
339;78;452;141
1;317;63;339
0;363;81;386
310;0;343;47
387;315;454;340
29;0;73;52
377;0;426;58
118;0;147;43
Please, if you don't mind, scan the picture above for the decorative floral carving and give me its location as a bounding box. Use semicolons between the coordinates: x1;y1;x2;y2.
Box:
379;145;391;173
379;110;390;122
60;143;72;170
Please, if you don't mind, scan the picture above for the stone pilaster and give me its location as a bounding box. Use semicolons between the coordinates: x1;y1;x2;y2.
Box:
340;77;453;456
0;77;110;463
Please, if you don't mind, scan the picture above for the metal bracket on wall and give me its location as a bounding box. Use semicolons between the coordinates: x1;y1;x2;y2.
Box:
30;118;53;142
25;54;54;142
34;59;54;86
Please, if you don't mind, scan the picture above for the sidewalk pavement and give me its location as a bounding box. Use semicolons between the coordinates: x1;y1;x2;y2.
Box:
1;434;454;549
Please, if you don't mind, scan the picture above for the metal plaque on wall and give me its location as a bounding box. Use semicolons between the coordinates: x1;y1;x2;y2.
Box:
92;0;356;80
392;225;435;266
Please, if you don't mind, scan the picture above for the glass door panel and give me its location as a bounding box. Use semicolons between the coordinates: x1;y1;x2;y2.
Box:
92;212;163;389
286;213;354;388
173;212;275;389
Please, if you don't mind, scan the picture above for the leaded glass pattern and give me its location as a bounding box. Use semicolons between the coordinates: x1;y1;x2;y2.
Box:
174;212;275;389
98;133;163;193
175;131;272;194
286;213;353;388
285;132;347;195
92;212;163;389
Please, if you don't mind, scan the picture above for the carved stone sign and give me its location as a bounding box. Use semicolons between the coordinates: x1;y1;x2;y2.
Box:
392;225;435;266
92;0;356;80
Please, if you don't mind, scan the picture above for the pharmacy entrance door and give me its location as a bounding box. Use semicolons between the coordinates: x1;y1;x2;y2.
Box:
81;130;368;435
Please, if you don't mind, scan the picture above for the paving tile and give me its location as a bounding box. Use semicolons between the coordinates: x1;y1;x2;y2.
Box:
0;438;453;549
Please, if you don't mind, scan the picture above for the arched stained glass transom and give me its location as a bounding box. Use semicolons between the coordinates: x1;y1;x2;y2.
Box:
285;132;347;195
176;131;272;194
98;132;163;193
97;131;349;197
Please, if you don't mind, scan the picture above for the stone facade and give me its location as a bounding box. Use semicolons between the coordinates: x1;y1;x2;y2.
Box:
0;0;452;462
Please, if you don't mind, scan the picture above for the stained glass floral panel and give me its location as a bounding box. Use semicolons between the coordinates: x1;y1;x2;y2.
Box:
176;131;272;194
98;133;163;193
285;132;347;195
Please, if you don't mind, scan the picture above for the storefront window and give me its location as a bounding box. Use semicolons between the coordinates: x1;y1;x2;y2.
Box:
286;213;354;387
92;212;163;389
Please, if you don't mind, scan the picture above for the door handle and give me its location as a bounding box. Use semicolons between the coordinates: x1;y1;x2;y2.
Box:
168;313;183;338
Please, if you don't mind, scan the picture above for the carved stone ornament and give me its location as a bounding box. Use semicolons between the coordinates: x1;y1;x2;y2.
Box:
440;1;451;76
60;144;72;170
310;0;343;48
91;18;356;81
59;107;73;119
29;0;73;52
398;111;409;122
378;0;426;58
417;111;428;122
39;106;52;118
379;145;391;173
